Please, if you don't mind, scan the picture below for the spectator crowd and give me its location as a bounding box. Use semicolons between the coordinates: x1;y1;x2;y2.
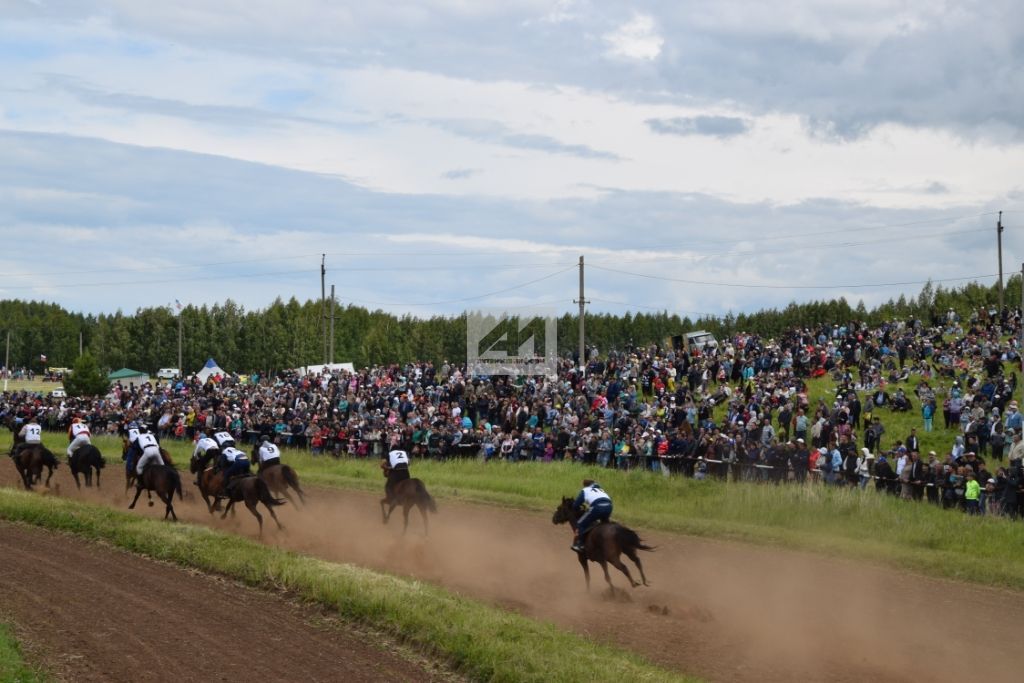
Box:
3;305;1024;520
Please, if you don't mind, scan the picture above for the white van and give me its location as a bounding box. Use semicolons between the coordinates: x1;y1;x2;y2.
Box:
156;368;180;380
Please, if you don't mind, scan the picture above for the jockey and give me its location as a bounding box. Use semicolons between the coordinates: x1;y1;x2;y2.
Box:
67;416;92;464
134;430;164;478
382;447;411;503
256;435;281;471
212;430;236;451
123;420;144;475
192;432;220;485
218;445;251;489
570;479;613;553
13;415;42;459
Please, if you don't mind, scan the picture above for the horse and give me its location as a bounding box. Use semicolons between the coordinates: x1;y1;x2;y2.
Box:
10;444;59;490
69;443;105;488
380;478;437;535
251;445;305;506
128;464;183;521
190;450;226;513
122;439;174;494
552;497;653;594
221;475;286;538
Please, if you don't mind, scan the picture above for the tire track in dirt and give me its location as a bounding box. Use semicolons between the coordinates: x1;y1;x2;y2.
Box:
3;463;1023;683
0;520;452;683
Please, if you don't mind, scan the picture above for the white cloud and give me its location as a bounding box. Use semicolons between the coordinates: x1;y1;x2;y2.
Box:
603;14;663;61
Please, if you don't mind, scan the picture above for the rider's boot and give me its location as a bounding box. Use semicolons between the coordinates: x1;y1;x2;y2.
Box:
571;531;584;553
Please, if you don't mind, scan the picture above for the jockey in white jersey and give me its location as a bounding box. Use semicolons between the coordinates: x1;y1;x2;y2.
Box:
256;435;281;471
192;432;220;485
212;430;236;451
67;417;92;463
12;415;42;459
570;479;613;553
135;430;165;477
382;448;411;502
219;445;251;487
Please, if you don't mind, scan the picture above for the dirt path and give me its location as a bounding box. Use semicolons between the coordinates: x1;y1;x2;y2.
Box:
3;462;1024;682
0;521;449;682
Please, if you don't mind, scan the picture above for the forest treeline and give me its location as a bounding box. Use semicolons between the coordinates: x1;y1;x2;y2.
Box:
0;277;1015;374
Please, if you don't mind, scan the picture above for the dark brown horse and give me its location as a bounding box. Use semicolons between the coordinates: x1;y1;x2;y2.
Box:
190;451;226;512
380;477;437;535
69;443;105;488
251;446;305;506
128;464;183;521
221;475;286;538
552;497;653;593
122;439;174;494
10;444;59;490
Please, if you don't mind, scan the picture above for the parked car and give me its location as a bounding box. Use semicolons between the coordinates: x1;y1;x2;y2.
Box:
156;368;181;380
50;388;67;398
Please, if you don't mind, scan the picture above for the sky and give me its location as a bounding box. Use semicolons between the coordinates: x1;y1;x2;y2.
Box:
1;0;1023;319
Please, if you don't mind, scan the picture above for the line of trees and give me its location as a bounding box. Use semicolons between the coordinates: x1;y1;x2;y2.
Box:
0;276;1017;375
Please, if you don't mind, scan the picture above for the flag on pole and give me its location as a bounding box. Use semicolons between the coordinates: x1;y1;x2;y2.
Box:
175;299;183;311
40;354;47;363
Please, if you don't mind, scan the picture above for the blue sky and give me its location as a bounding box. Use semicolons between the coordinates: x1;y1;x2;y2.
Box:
1;1;1022;317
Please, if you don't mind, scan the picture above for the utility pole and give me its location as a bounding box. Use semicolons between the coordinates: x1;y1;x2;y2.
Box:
320;254;327;364
177;310;183;372
573;255;589;376
997;211;1005;311
4;331;9;392
329;284;336;364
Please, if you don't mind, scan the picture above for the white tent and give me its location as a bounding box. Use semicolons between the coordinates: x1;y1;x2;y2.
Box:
196;357;227;382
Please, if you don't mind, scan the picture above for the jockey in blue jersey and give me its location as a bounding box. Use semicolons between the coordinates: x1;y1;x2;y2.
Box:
571;479;613;553
219;446;251;494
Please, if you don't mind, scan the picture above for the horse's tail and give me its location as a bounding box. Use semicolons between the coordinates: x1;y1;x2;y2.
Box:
88;445;105;468
282;466;305;499
618;525;655;552
416;481;437;513
40;446;59;468
172;468;183;500
257;478;287;507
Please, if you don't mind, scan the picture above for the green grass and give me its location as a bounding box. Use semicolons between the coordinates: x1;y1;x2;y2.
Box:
0;623;46;683
0;380;62;395
0;488;691;683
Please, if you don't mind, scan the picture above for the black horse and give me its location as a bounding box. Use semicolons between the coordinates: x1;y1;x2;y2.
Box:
552;497;653;593
69;444;105;488
381;478;437;535
128;464;183;521
10;444;59;490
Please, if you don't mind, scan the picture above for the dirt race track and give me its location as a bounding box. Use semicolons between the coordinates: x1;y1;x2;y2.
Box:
0;521;449;682
2;461;1024;683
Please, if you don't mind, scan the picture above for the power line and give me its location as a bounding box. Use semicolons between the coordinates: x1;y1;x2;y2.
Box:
337;266;576;307
588;264;1000;290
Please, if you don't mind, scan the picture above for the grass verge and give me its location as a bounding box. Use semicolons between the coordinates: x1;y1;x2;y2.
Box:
0;623;46;683
0;488;691;683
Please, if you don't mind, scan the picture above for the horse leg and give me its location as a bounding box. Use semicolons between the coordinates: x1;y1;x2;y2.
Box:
161;492;174;520
578;553;591;592
72;468;82;489
624;547;649;586
380;498;390;523
608;555;639;588
599;560;616;594
402;503;414;534
96;467;101;489
128;486;144;510
419;503;429;536
266;502;283;531
246;500;264;538
220;498;235;520
44;465;54;488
